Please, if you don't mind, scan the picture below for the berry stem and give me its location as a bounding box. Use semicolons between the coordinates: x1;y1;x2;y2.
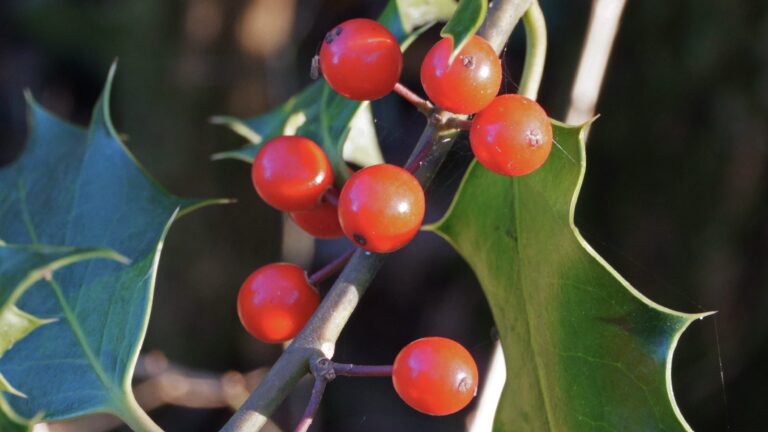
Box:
322;187;340;207
332;362;393;377
293;377;327;432
393;82;433;115
308;248;355;286
444;118;474;131
220;3;531;431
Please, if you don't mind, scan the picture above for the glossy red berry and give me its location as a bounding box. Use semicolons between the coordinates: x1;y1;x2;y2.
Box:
392;337;479;416
251;136;333;211
338;164;425;253
289;201;344;239
237;263;319;343
420;35;502;114
319;18;402;101
470;94;553;176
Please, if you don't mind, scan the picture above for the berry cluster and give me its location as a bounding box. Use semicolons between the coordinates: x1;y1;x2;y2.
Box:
237;16;554;424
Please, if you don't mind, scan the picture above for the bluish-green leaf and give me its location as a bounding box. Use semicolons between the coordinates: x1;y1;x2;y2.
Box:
0;244;125;429
440;0;487;62
427;122;708;431
212;0;456;186
0;64;216;428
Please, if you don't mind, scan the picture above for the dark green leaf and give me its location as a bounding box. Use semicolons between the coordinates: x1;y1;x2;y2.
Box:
427;122;708;430
0;64;216;427
440;0;487;61
211;0;456;185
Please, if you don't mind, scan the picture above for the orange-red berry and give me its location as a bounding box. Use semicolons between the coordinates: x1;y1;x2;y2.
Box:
392;337;479;416
470;94;553;176
338;164;425;253
251;136;333;211
289;201;344;239
237;263;319;343
420;35;502;114
319;18;402;101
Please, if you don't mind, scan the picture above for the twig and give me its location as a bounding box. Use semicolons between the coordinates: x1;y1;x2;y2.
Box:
565;0;628;126
393;82;433;115
308;248;355;285
38;351;269;432
293;378;327;432
219;3;532;431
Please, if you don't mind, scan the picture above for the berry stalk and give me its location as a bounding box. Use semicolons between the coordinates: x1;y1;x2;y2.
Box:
220;2;533;431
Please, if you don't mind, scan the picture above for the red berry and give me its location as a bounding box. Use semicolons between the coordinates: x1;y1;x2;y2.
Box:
289;201;344;239
338;164;425;253
319;18;402;101
470;94;553;176
392;337;479;416
251;136;333;211
237;263;319;343
420;35;502;114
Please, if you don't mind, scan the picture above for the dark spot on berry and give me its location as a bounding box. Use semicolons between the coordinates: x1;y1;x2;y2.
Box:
461;55;475;69
525;128;543;148
324;33;334;44
335;27;343;36
353;234;367;246
458;376;472;392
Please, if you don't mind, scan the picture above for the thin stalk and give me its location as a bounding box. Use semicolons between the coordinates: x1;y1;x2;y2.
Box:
308;248;355;286
332;363;393;377
393;82;433;115
322;188;339;207
292;378;326;432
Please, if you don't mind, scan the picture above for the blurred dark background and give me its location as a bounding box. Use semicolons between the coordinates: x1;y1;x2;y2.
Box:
1;0;765;430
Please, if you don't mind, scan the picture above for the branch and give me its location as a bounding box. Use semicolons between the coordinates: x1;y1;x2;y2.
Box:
478;0;534;53
39;352;270;432
220;3;533;431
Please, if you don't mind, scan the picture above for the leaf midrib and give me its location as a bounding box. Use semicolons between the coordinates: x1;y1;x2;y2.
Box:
48;277;123;407
511;177;556;430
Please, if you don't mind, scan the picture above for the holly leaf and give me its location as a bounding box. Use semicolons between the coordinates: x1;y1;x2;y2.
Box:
0;64;218;427
440;0;487;62
427;122;708;430
0;244;126;429
211;0;456;186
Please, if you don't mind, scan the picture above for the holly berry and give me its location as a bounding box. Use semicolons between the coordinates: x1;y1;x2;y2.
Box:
420;35;502;114
392;337;479;416
289;201;344;239
319;18;402;101
237;263;319;343
338;164;425;253
470;94;553;176
251;136;333;211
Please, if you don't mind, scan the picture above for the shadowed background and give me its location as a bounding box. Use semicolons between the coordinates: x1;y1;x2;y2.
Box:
0;0;764;430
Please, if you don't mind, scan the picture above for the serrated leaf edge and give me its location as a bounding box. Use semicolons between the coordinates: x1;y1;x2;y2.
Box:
425;120;713;430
